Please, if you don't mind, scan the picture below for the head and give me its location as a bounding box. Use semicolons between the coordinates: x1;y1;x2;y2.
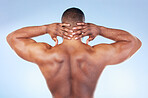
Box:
61;7;85;28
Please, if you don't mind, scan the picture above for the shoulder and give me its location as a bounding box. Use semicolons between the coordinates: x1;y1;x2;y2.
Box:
91;43;116;65
22;42;53;64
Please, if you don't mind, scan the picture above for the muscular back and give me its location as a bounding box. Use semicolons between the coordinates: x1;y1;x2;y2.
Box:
38;42;106;98
7;23;141;98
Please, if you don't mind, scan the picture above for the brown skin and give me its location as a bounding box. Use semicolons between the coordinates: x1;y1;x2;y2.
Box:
7;22;141;98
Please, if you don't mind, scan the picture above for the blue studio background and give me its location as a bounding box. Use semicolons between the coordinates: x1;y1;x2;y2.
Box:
0;0;147;98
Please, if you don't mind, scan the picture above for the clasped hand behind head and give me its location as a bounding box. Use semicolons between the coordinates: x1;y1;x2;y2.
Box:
46;22;101;45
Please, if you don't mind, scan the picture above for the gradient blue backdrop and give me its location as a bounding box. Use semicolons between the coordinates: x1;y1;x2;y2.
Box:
0;0;147;98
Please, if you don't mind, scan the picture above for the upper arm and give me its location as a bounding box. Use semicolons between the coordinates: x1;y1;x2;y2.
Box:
93;38;141;65
7;35;52;63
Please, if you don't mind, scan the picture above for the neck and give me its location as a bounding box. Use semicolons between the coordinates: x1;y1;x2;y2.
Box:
63;38;82;44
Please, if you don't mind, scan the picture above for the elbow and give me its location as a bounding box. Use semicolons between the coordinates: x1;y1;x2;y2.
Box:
137;37;142;46
133;37;142;49
6;33;16;45
130;37;142;51
6;33;12;44
137;37;142;49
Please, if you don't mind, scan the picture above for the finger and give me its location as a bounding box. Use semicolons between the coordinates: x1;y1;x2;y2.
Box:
72;27;87;35
61;31;73;38
75;34;84;40
86;36;95;44
61;28;73;33
62;35;72;40
75;36;82;40
52;37;58;46
76;22;86;26
60;23;71;27
63;33;73;38
72;26;86;30
82;32;89;36
72;30;82;35
62;31;69;36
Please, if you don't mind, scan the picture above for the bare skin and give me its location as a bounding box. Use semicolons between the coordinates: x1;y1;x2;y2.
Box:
7;22;141;98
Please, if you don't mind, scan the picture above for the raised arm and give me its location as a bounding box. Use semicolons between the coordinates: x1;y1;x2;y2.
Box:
95;26;142;65
72;23;142;65
6;25;51;63
6;23;71;63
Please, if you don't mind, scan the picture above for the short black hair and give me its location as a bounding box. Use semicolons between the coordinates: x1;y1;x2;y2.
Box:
61;7;85;26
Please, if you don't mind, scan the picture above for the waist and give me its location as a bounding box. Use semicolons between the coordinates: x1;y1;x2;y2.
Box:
53;94;93;98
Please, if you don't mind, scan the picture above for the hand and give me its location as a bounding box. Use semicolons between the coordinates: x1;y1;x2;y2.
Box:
46;23;73;46
72;23;101;44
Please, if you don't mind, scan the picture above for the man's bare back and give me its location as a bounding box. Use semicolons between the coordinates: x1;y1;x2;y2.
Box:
7;8;142;98
38;40;107;98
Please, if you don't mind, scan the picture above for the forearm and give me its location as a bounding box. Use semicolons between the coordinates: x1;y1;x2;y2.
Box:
98;26;142;55
99;26;136;42
95;26;141;65
7;25;48;50
8;25;47;39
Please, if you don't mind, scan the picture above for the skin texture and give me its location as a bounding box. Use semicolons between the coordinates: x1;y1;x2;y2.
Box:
7;22;142;98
